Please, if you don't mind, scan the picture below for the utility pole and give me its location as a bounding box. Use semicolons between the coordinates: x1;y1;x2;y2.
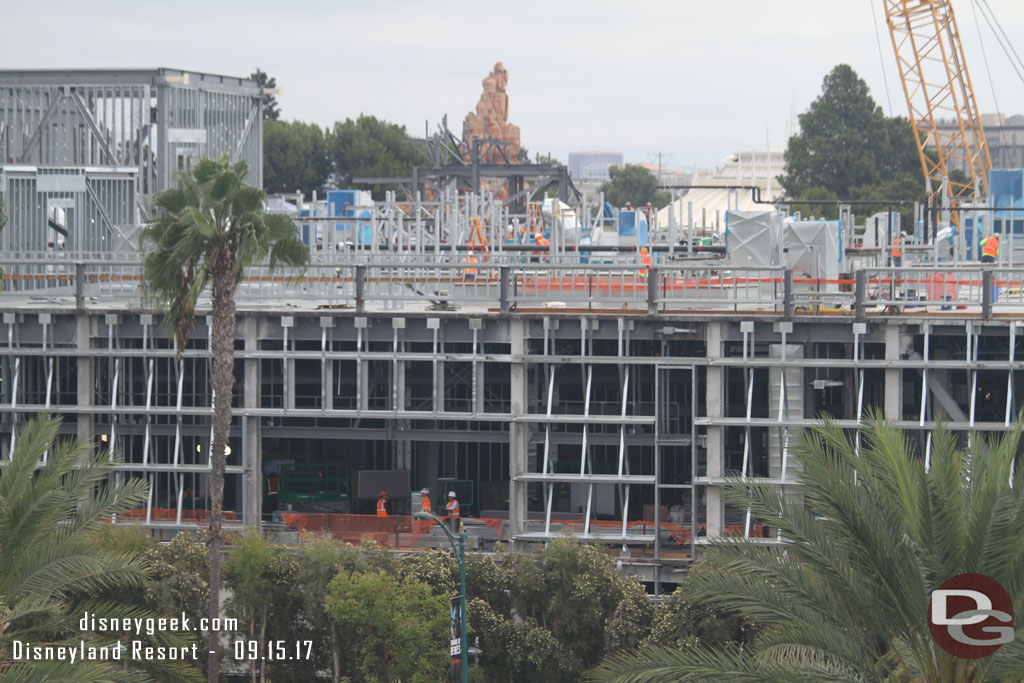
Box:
648;152;672;184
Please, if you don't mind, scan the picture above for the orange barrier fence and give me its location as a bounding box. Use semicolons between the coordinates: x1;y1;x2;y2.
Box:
113;508;239;523
280;513;432;548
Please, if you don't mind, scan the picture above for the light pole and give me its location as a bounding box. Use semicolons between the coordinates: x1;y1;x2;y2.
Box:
415;510;468;683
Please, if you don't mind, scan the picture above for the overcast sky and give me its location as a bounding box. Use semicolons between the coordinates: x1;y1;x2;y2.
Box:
4;0;1024;169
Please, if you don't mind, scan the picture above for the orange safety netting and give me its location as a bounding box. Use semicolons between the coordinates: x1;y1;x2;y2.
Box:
279;513;433;548
112;508;239;523
278;513;508;547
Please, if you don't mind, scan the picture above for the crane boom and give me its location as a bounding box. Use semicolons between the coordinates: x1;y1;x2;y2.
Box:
885;0;991;212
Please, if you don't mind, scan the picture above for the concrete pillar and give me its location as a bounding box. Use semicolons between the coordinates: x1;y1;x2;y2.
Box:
75;313;93;445
884;323;904;421
704;321;725;537
242;317;261;528
508;319;529;545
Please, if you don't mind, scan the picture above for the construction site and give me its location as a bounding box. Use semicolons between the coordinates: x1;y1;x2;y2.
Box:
2;2;1024;590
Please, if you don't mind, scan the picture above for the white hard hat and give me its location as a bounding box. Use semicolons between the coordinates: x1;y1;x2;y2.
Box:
420;487;429;495
448;491;456;498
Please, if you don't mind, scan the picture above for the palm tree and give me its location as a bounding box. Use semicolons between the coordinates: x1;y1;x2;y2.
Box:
0;416;201;681
589;416;1024;682
140;155;308;682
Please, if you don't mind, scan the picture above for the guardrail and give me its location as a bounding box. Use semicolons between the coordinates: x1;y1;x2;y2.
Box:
2;257;1022;317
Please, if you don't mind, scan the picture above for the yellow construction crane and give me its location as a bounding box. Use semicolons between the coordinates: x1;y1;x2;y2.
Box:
885;0;992;219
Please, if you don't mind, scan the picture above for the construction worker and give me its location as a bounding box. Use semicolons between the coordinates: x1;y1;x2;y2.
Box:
639;246;652;277
376;490;388;517
981;232;1000;264
445;491;460;533
419;487;432;514
530;233;549;263
463;249;478;280
264;471;279;515
891;232;905;268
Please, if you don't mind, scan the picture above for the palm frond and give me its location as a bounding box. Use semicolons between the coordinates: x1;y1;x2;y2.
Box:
595;416;1024;681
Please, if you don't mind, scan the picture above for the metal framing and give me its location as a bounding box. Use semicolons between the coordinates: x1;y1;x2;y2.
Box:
2;286;1023;575
0;68;262;245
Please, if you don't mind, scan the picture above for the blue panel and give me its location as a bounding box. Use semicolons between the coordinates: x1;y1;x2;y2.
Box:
725;211;730;252
328;190;361;242
357;210;372;244
298;208;311;246
618;210;637;236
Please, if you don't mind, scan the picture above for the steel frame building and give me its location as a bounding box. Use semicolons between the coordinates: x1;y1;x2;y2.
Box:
2;251;1023;582
3;68;1024;585
0;69;263;252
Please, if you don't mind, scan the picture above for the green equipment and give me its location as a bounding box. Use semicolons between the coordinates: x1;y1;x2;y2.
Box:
278;464;350;504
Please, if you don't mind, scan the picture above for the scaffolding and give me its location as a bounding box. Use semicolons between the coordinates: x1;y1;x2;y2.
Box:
3;249;1024;584
0;68;263;244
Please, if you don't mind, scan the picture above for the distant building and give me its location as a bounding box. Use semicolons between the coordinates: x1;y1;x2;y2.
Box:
568;151;623;182
637;161;691;188
655;150;785;232
932;113;1024;174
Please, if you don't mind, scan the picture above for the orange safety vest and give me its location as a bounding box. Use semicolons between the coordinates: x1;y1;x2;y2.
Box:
376;497;388;517
983;235;999;259
446;498;460;519
421;496;432;514
640;254;651;277
465;256;478;275
891;236;902;259
536;235;549;247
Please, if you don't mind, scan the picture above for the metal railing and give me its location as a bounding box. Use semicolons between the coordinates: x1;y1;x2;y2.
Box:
3;255;1023;317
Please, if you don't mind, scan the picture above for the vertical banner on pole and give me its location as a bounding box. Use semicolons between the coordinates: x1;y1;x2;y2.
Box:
450;595;463;681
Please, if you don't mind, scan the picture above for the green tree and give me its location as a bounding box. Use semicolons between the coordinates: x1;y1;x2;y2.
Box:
0;416;200;682
641;586;748;651
600;164;670;209
469;597;577;683
224;528;303;683
250;69;280;120
603;579;656;654
140;155;308;682
781;64;921;202
504;537;647;678
263;119;331;198
325;570;449;682
589;417;1024;682
294;535;364;682
327;115;421;199
143;529;210;671
788;186;840;221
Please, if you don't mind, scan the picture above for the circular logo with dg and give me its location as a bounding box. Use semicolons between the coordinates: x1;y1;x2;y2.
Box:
929;574;1015;659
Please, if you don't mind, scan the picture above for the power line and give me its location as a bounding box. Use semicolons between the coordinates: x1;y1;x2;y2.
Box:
870;0;894;116
970;0;1001;117
980;0;1024;77
647;152;672;184
973;0;1024;88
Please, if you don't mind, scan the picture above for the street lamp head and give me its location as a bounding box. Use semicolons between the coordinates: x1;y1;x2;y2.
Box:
413;512;432;521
